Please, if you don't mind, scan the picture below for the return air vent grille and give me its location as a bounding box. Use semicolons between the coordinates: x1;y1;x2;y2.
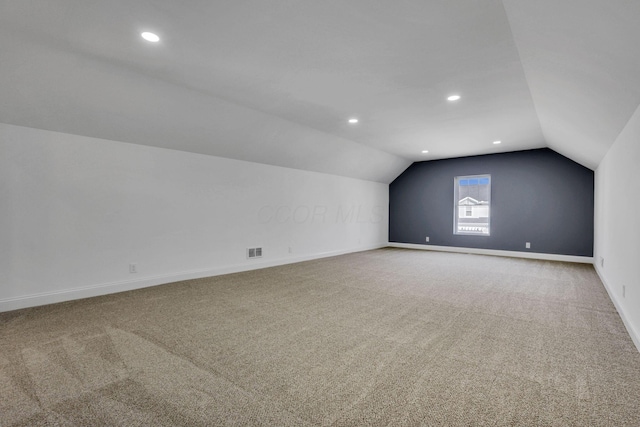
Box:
247;247;263;259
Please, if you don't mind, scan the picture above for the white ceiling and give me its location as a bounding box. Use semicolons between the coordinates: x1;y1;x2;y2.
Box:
1;0;639;183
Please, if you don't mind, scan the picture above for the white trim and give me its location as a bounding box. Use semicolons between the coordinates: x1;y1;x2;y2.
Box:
387;242;593;264
0;243;386;313
594;264;640;353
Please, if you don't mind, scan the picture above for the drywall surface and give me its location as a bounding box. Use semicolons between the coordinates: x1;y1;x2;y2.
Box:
389;148;594;257
594;104;640;351
0;123;388;311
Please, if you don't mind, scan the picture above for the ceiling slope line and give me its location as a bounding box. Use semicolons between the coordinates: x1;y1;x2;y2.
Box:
499;0;548;150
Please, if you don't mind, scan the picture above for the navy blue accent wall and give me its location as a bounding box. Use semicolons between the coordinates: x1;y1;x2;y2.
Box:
389;148;594;257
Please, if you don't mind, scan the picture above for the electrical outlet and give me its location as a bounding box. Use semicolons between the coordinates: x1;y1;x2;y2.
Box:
623;285;626;298
129;263;137;274
600;257;605;268
288;246;292;254
425;236;430;243
525;242;531;249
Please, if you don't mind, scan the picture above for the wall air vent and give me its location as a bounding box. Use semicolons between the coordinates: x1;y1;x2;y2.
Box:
247;247;263;259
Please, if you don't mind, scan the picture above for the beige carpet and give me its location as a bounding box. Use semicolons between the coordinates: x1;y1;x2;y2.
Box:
1;248;639;426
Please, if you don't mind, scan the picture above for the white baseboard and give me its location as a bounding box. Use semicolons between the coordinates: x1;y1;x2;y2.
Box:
0;243;386;313
594;264;640;353
387;242;594;264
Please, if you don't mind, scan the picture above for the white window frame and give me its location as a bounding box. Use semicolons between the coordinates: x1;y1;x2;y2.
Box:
454;174;491;236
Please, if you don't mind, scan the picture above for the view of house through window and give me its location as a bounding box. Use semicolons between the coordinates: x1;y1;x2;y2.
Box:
454;175;491;235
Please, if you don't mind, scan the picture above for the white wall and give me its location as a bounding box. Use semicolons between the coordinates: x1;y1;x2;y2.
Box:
594;103;640;352
0;123;389;312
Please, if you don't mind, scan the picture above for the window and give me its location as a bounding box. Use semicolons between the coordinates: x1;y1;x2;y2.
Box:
454;175;491;235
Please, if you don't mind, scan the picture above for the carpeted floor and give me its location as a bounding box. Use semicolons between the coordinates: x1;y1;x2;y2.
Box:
1;248;639;426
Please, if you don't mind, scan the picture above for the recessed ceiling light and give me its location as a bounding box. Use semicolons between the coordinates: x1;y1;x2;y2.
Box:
141;32;160;42
493;140;502;145
421;150;429;154
447;94;461;101
348;118;359;124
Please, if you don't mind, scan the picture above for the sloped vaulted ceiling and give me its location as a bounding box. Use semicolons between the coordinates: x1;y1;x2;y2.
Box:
1;1;639;183
503;0;640;170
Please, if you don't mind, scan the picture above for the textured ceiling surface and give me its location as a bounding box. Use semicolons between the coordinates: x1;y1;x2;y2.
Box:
1;0;639;183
